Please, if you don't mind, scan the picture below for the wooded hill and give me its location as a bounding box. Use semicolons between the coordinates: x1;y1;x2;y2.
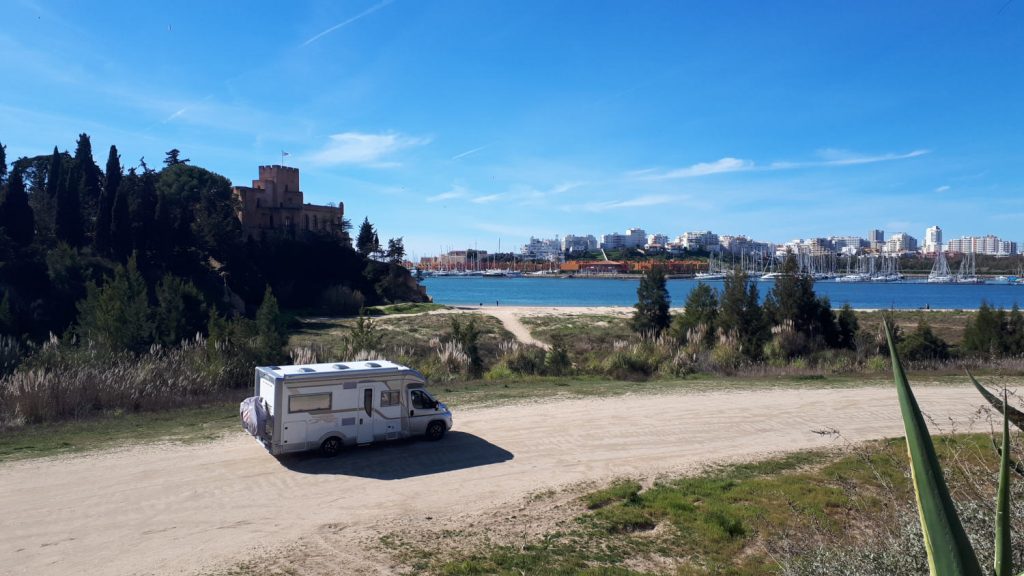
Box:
0;134;426;345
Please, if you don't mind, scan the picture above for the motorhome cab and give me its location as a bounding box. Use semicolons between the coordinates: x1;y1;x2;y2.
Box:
239;360;453;456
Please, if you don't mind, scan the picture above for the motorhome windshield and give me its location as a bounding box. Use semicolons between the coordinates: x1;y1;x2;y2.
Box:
410;389;434;409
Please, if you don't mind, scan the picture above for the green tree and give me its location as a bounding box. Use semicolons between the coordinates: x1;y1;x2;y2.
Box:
75;254;154;353
110;167;135;260
632;265;671;336
898;319;950;361
153;274;207;345
718;268;768;359
95;145;120;253
763;252;839;349
836;303;859;350
163;148;189;167
72;133;102;236
963;301;1004;356
0;140;6;183
255;286;287;359
54;144;84;247
0;167;34;247
386;237;406;264
130;162;158;258
670;281;717;346
356;217;376;256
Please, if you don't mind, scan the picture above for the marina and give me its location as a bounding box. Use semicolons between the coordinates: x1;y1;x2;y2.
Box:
422;275;1024;310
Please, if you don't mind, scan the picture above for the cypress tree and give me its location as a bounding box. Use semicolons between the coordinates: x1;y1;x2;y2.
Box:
54;147;84;247
95;145;120;253
0;290;12;336
73;133;101;232
632;265;671;336
110;167;135;260
0;140;6;183
45;147;61;200
0;167;34;247
256;286;286;359
719;268;768;359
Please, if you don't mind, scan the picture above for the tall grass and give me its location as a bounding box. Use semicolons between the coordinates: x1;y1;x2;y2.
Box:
0;334;262;429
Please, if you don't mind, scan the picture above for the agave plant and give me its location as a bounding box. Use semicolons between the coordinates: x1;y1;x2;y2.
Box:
884;319;1018;576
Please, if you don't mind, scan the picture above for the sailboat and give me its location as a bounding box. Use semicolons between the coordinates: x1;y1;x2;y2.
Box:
695;253;727;280
928;250;954;283
955;251;982;284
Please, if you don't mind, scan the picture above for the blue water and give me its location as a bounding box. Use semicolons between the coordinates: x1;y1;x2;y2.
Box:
422;277;1024;310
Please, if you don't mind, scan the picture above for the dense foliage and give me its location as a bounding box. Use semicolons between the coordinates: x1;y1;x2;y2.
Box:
0;134;426;349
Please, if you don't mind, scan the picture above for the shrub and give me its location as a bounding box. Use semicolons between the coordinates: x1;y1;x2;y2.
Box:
544;343;573;376
319;285;365;316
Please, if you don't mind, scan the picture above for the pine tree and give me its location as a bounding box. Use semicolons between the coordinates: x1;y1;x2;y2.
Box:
836;303;859;350
718;268;768;359
256;286;286;359
163;149;189;167
0;167;34;247
75;254;153;353
386;237;405;264
670;282;718;346
632;265;671;336
154;274;207;345
95;145;120;253
356;217;376;256
963;301;1004;356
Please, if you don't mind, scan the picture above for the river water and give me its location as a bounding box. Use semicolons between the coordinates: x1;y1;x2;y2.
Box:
422;276;1024;310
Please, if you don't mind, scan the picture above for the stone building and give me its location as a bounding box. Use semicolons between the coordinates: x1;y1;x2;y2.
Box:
232;165;347;242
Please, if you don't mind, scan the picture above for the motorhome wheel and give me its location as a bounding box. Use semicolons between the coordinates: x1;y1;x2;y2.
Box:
425;421;446;441
320;436;343;456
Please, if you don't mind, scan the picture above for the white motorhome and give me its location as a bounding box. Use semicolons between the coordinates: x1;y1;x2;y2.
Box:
240;360;453;456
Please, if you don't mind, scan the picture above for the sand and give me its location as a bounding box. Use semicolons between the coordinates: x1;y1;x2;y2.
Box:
0;384;988;576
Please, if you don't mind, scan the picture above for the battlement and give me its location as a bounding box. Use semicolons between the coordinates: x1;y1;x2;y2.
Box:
257;165;300;192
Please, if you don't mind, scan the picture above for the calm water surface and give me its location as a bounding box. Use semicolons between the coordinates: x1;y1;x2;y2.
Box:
422;276;1024;310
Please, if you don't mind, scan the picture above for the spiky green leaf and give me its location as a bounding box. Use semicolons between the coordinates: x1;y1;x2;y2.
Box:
970;371;1024;431
995;388;1013;576
884;319;982;576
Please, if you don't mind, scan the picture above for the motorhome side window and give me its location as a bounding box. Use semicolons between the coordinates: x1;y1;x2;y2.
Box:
289;393;331;413
411;390;433;409
380;390;400;407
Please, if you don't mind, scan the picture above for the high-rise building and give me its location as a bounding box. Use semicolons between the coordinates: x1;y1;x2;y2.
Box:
868;229;884;250
884;232;918;254
946;235;1018;256
924;226;942;254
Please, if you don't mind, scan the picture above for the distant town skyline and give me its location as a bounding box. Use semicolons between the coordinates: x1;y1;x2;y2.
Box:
2;1;1023;257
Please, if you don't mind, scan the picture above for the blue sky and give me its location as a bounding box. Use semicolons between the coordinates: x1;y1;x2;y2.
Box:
2;0;1023;258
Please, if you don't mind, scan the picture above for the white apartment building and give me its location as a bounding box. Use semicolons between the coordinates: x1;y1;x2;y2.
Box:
884;232;918;254
600;228;646;250
946;235;1018;256
675;230;720;251
924;226;942;254
521;237;564;262
719;235;771;255
646;233;669;248
562;234;598;253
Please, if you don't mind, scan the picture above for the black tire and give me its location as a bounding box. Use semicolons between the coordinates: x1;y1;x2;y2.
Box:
425;421;446;441
320;436;343;457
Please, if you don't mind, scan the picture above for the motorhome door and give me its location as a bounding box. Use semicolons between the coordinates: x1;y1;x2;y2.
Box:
357;384;375;443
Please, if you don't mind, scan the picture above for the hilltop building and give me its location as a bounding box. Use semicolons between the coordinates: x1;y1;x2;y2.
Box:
232;165;347;242
600;228;646;250
674;231;720;252
562;234;598;253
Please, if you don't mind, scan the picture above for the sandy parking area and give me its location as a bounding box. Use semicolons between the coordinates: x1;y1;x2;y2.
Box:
0;385;987;575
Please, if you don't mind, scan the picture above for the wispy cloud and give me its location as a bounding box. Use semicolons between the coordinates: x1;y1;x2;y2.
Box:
935;185;951;193
302;0;394;47
582;194;674;212
307;131;430;167
471;193;504;204
633;149;929;181
451;143;491;160
638;157;753;181
473;222;546;238
426;185;470;203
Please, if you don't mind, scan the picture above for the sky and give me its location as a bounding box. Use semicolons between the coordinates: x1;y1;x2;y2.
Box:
2;0;1023;259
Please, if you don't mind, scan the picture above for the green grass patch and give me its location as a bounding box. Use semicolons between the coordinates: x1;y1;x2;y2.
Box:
425;436;999;575
366;302;448;315
0;400;241;463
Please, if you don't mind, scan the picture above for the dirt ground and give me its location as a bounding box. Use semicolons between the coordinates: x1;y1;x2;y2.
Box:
0;385;990;576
